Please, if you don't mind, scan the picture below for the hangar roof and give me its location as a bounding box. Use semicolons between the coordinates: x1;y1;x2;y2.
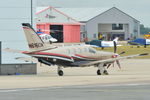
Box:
57;7;109;22
36;7;139;23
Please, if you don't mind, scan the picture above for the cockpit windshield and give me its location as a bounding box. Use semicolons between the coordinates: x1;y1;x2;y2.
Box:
88;47;96;53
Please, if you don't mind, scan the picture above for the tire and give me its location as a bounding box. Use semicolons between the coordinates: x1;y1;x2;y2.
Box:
103;70;109;75
58;70;64;76
97;70;101;75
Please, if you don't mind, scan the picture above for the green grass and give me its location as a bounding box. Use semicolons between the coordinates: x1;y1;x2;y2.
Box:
94;45;150;59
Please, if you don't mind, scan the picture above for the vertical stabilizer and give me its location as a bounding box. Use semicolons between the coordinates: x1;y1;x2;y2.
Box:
22;23;50;52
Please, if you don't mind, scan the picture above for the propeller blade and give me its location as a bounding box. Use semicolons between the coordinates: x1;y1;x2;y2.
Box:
116;60;121;69
139;53;148;56
113;62;115;67
107;64;111;69
113;41;117;53
119;51;125;55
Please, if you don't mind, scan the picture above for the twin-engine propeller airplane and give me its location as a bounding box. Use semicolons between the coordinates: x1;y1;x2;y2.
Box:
5;23;148;76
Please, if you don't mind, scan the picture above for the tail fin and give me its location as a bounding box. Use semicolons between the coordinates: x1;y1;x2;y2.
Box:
113;37;119;43
22;23;55;52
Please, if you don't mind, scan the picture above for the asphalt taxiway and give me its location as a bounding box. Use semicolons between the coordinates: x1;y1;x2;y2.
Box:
0;83;150;100
0;59;150;99
0;59;150;89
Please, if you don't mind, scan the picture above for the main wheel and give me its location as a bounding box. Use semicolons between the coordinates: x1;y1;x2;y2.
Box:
103;70;109;75
97;70;101;75
58;70;64;76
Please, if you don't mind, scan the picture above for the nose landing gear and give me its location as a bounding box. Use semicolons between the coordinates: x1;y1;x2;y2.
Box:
97;63;109;75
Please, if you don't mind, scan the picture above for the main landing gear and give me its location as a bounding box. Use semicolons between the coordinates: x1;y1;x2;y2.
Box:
97;64;109;75
57;66;64;76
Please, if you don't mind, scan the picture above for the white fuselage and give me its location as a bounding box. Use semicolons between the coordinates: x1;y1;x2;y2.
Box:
25;45;116;66
39;34;57;43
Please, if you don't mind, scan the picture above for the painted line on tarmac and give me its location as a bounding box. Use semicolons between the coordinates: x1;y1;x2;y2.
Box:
0;86;64;93
0;83;150;93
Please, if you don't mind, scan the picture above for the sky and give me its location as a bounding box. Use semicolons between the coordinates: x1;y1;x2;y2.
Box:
37;0;150;27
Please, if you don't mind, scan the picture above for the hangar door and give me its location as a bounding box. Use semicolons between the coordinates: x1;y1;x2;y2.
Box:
50;25;63;42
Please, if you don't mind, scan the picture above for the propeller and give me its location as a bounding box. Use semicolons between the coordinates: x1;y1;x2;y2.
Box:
113;41;117;53
107;40;125;69
116;60;121;69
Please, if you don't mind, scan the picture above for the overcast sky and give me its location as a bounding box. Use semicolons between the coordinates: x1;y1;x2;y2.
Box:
37;0;150;27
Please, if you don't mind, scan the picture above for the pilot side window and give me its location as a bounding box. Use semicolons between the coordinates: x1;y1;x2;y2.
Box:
48;36;50;39
45;36;48;40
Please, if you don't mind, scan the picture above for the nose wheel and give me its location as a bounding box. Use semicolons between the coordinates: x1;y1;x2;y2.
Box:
97;69;108;75
97;64;109;75
97;70;101;75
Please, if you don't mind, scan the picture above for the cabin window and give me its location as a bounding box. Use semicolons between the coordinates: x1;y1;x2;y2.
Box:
78;48;82;53
84;48;89;52
42;37;44;40
89;48;96;53
45;36;48;40
93;34;97;38
48;36;50;39
67;49;71;54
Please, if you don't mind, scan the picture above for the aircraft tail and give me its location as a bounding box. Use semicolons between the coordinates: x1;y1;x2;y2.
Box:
22;23;55;52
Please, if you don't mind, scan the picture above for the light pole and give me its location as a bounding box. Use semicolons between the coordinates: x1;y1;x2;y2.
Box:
0;41;1;65
31;0;33;27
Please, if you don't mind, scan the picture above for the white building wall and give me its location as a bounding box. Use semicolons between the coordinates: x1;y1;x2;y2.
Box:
36;7;77;23
86;7;140;40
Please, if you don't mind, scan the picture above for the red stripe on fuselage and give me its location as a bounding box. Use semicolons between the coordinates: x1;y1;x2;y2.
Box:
34;52;72;59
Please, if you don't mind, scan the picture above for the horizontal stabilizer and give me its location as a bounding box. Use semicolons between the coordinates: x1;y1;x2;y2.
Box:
3;48;22;53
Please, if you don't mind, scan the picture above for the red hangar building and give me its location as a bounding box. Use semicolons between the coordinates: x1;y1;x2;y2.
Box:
36;6;81;43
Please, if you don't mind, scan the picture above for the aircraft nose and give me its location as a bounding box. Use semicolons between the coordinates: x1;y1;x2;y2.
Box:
50;38;57;42
112;53;119;58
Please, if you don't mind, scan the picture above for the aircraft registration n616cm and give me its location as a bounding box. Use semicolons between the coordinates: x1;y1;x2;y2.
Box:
6;23;148;76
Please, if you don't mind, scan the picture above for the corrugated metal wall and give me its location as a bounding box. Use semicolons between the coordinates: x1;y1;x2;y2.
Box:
63;25;80;43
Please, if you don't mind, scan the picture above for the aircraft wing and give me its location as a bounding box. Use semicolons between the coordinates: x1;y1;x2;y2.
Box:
15;57;38;63
80;53;148;66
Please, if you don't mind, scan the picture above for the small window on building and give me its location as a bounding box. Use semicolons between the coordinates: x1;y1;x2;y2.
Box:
93;34;97;38
83;34;86;38
112;24;123;30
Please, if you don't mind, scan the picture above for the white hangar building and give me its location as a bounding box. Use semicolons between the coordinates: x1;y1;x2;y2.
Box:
58;7;140;41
